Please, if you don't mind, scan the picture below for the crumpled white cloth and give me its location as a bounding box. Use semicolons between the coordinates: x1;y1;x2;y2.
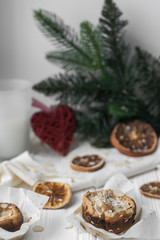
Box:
0;151;59;188
0;139;160;191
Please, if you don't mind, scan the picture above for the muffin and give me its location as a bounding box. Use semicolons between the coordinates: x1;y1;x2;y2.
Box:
82;190;136;234
0;203;23;232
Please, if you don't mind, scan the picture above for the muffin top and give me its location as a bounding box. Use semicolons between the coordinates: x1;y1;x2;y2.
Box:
83;190;136;219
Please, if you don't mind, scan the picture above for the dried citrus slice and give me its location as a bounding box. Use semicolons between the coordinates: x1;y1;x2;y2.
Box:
70;154;105;172
32;182;72;209
110;120;158;156
140;181;160;199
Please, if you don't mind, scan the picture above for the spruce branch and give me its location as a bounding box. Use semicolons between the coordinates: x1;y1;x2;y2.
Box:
99;0;129;78
80;21;105;71
46;50;93;71
33;72;108;105
136;47;160;118
33;0;160;146
75;110;111;147
34;9;92;62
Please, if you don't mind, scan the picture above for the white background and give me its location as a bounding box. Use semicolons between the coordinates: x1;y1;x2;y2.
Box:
0;0;160;85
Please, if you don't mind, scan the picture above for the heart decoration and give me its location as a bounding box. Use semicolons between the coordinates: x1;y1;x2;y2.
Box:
31;98;76;156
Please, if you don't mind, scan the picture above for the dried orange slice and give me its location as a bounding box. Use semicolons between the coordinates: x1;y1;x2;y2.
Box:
140;181;160;199
32;182;72;209
70;154;105;172
110;120;158;157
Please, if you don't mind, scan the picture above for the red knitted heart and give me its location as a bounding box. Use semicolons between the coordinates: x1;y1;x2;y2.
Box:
31;99;76;156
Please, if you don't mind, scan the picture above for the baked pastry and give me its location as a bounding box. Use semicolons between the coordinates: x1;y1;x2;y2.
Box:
0;203;23;232
32;181;72;209
140;181;160;199
70;154;105;172
110;120;157;157
82;190;136;234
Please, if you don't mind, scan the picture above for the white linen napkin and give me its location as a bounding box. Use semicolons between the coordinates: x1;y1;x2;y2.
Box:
33;140;160;191
0;151;59;188
0;139;160;191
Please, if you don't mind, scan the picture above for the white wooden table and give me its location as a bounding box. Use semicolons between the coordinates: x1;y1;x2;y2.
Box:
22;167;160;240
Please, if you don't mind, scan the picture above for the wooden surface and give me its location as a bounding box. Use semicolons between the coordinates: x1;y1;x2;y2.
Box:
22;167;160;240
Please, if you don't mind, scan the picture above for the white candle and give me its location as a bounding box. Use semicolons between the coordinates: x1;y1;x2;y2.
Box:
0;118;30;159
0;79;31;160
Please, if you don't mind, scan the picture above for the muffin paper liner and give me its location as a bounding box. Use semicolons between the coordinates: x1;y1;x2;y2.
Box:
0;187;48;240
68;173;160;239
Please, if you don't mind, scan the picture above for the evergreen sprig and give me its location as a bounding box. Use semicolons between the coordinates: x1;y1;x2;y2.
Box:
34;9;93;69
135;47;160;130
99;0;128;71
33;0;160;147
33;72;106;105
34;10;79;48
80;21;105;71
46;50;90;71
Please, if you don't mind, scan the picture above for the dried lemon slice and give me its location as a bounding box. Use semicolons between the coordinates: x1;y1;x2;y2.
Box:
110;120;157;157
32;182;72;209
